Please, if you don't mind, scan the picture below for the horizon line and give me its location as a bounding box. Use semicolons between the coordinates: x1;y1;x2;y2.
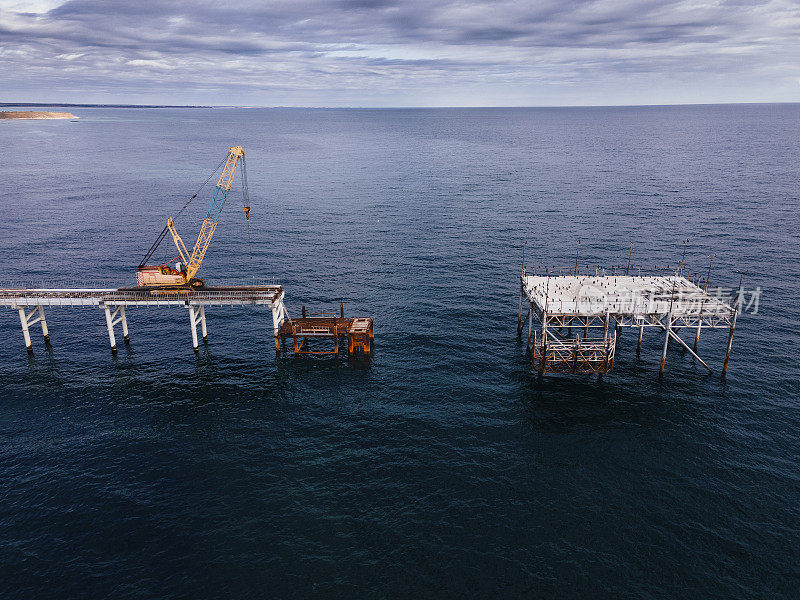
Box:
2;101;799;110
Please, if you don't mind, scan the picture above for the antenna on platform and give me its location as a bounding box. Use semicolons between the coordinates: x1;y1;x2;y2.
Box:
705;254;714;292
734;270;745;312
626;242;632;275
680;238;688;275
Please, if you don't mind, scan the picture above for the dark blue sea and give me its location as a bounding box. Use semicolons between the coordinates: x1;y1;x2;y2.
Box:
1;105;798;598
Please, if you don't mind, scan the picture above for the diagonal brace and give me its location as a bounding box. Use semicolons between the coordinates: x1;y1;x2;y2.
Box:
667;328;713;373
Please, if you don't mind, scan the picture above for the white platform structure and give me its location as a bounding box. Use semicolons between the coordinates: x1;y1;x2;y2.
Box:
519;271;737;376
1;286;288;354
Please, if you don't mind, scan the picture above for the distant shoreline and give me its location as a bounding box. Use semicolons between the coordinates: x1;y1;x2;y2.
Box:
0;111;77;120
0;103;211;109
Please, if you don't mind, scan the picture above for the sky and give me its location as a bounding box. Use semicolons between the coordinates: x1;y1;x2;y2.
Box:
1;0;799;106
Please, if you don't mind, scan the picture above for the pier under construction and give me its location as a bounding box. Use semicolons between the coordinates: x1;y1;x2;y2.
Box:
1;285;287;354
0;285;372;358
1;145;374;360
518;266;738;377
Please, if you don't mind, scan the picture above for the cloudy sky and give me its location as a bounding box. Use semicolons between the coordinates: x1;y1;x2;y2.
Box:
1;0;799;106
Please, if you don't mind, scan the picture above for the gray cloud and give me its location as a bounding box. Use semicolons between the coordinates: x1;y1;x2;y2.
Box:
1;0;799;105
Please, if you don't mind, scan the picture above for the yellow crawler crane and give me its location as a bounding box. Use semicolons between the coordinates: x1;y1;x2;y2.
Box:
137;146;248;289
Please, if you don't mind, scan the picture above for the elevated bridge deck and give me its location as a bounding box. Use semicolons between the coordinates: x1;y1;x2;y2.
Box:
1;285;288;354
0;285;283;306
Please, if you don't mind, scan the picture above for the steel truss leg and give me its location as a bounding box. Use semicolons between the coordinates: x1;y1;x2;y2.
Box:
538;314;548;375
659;313;672;375
526;302;532;356
333;324;339;355
722;312;737;378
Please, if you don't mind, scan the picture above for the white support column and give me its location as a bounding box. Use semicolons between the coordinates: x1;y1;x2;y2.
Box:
271;294;285;337
102;305;128;352
199;305;208;341
271;293;287;354
104;305;118;352
281;299;290;325
271;303;281;350
188;305;199;351
120;306;129;342
38;305;50;343
693;323;701;352
16;305;46;352
17;306;33;352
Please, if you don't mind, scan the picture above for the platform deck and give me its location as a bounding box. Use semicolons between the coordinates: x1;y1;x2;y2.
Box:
520;272;737;376
523;275;733;327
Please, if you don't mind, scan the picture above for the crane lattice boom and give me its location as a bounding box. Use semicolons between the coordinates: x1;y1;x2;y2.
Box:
136;146;246;289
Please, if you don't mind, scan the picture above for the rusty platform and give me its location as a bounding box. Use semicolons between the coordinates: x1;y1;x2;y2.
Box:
277;308;373;357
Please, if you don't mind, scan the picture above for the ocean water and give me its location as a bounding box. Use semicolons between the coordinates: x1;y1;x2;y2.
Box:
0;105;798;598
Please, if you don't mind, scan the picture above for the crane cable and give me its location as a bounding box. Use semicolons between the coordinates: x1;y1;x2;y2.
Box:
138;152;229;267
241;155;252;260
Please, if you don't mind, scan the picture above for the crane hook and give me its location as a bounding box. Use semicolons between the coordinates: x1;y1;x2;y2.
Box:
243;206;250;220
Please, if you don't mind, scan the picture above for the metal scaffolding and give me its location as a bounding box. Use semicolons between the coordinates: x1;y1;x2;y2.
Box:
518;268;738;377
